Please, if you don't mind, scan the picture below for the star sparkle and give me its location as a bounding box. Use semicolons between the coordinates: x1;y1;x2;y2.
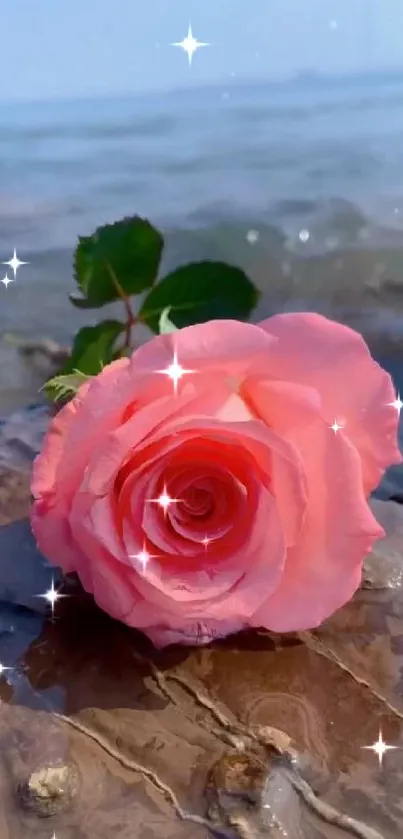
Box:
171;23;210;65
0;662;12;677
3;248;28;277
129;543;158;572
330;420;344;433
246;229;259;245
388;393;403;417
1;273;13;289
361;729;399;767
147;484;182;517
36;577;68;617
155;350;196;395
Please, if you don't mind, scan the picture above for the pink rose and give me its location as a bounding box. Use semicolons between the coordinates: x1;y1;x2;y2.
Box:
31;314;401;647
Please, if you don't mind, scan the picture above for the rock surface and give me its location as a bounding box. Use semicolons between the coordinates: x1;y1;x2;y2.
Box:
1;405;403;837
0;518;62;613
17;761;80;818
0;405;50;525
0;501;402;836
0;405;50;474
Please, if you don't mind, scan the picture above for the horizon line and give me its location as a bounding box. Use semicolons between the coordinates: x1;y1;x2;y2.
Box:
2;63;403;107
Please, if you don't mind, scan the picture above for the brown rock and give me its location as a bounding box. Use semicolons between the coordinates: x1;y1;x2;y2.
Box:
0;501;403;837
17;762;79;817
0;468;31;525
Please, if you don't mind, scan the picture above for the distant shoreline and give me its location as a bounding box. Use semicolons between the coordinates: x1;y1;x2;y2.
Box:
3;63;403;108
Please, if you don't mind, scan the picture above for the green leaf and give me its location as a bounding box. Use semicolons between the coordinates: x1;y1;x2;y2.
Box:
72;216;164;307
158;306;179;334
61;320;125;376
139;261;259;333
42;370;91;404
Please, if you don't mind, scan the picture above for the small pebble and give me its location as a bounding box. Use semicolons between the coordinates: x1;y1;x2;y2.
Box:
17;762;79;817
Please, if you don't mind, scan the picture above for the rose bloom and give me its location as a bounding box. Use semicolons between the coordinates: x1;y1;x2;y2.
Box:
31;314;401;648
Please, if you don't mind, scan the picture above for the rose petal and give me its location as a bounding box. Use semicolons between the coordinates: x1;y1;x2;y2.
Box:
250;413;383;632
31;358;130;498
258;312;401;493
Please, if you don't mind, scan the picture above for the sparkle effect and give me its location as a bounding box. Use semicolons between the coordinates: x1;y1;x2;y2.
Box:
147;484;182;517
3;248;28;277
171;24;210;65
0;662;12;677
156;350;196;395
37;577;68;617
388;394;403;417
129;543;158;572
246;229;259;245
330;420;344;433
1;273;13;289
361;729;399;767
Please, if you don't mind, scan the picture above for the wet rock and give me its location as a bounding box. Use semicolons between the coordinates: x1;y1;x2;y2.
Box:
207;748;267;808
310;498;403;723
362;499;403;589
0;404;50;526
17;761;79;817
388;493;403;504
0;404;50;472
7;596;394;838
0;517;62;613
1;332;69;384
0;498;403;836
0;467;32;525
0;603;44;687
16;337;69;376
206;748;278;838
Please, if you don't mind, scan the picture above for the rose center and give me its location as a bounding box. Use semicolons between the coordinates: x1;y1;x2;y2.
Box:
180;484;214;518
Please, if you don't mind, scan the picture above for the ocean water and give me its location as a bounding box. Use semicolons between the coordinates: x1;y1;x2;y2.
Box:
3;73;403;254
3;72;403;403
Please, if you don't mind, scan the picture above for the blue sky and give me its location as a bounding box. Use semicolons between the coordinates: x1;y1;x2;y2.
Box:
2;0;403;101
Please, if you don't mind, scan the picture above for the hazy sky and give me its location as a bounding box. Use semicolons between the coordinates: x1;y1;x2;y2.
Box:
2;0;403;101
